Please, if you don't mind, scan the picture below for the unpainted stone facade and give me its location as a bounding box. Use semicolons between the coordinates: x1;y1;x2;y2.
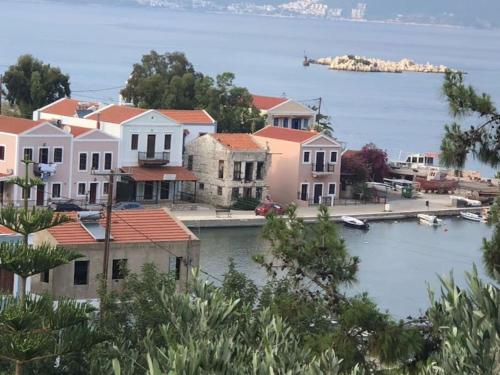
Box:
185;135;270;207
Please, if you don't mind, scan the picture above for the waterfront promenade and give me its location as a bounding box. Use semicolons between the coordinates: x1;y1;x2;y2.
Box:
174;194;484;228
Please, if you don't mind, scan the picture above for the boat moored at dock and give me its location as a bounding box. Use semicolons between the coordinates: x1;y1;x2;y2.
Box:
460;212;484;222
341;216;369;229
417;214;443;226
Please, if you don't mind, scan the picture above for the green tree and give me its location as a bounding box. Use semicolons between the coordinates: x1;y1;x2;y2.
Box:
439;72;500;280
0;161;103;374
2;55;70;118
120;50;264;133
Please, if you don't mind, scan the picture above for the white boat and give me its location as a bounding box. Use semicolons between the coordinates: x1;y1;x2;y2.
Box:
460;212;484;222
341;216;369;229
417;214;442;226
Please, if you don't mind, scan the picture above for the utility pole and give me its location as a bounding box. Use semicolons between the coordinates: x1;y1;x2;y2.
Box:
0;74;3;115
90;169;129;286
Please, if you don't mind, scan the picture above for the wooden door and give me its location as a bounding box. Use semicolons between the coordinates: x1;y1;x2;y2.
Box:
89;183;98;204
315;151;325;172
36;185;45;206
147;135;156;158
313;184;323;204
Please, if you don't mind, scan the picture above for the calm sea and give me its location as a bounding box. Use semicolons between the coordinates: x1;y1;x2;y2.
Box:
1;0;500;176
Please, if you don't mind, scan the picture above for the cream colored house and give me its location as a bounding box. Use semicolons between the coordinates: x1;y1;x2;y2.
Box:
254;126;342;206
185;133;270;207
31;209;200;300
252;94;316;130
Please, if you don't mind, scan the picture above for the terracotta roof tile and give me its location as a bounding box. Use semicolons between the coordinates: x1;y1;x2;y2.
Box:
211;133;263;151
67;125;94;137
254;126;317;143
0;115;45;135
86;105;214;125
342;150;360;159
48;209;192;244
121;166;197;182
0;225;16;235
252;95;288;110
39;98;100;117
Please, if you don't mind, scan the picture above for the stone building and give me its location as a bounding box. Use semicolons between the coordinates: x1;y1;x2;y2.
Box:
185;134;270;207
31;209;199;300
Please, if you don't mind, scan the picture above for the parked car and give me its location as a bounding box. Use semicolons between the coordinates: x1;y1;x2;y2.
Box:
51;202;86;212
255;202;285;216
113;201;144;210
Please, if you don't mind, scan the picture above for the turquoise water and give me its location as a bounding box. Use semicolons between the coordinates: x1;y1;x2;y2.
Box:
197;218;492;318
1;1;500;175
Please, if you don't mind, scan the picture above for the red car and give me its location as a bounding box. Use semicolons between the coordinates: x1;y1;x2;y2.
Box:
255;202;285;216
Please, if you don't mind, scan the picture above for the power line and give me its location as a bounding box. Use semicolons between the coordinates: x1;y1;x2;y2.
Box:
72;86;124;93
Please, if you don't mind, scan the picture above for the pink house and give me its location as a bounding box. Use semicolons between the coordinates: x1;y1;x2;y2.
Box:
253;126;342;206
0;115;118;206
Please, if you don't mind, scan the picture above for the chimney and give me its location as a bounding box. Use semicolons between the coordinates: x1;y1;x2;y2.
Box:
96;113;101;130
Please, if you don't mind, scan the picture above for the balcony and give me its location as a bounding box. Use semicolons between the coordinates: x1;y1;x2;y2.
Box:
311;163;335;175
138;152;170;166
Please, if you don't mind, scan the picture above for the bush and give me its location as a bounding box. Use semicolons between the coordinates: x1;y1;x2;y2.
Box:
232;197;261;210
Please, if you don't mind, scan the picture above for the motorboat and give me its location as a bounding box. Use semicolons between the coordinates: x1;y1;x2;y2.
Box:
417;214;442;226
341;216;369;229
460;212;484;222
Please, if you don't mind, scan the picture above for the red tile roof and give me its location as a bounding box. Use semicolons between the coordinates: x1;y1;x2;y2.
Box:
252;95;288;110
0;225;16;235
254;126;318;143
211;133;263;151
342;150;360;159
121;166;197;182
67;125;94;137
0;115;45;135
39;98;100;117
48;209;192;244
86;105;214;125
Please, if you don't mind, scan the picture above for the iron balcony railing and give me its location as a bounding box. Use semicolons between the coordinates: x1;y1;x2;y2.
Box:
311;163;335;174
138;152;170;166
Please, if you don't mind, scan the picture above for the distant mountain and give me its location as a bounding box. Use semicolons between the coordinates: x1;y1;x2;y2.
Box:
45;0;500;28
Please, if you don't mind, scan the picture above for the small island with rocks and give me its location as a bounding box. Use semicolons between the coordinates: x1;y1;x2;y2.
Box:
309;55;458;74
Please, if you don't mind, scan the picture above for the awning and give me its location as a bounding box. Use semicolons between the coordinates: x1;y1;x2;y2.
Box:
0;172;13;182
121;166;197;182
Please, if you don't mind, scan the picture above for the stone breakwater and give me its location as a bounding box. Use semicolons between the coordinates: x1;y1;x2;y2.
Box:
313;55;456;73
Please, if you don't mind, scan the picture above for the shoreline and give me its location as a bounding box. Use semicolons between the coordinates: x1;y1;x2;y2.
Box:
179;206;483;229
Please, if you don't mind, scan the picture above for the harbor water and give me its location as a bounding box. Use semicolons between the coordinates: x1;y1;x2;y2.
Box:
198;217;492;318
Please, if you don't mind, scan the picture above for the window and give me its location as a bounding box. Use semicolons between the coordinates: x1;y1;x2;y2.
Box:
39;148;49;163
23;148;33;162
160;181;170;200
74;260;89;285
41;270;49;283
53;147;63;163
175;257;182;281
291;118;300;129
243;187;252;198
302;119;309;129
79;153;87;171
0;146;5;161
187;155;193;171
104;153;112;170
131;134;139;150
330;151;338;163
231;187;240;200
199;182;205;190
256;187;263;200
164;134;172;150
233;162;241;180
22;187;31;200
273;117;279;126
51;183;61;199
244;162;254;182
217;186;222;196
77;183;86;196
328;183;336;196
91;153;99;170
218;160;224;179
103;182;110;195
112;259;127;280
303;151;311;163
283;118;289;128
256;162;264;180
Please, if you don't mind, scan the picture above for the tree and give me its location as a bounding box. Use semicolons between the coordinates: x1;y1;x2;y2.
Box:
359;143;390;182
2;55;70;118
439;72;500;281
0;161;103;374
121;50;264;133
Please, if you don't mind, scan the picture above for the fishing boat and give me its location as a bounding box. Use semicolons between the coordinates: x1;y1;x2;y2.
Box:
460;212;484;222
341;216;369;229
417;214;442;226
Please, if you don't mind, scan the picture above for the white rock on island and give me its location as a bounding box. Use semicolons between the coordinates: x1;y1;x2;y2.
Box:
312;55;456;73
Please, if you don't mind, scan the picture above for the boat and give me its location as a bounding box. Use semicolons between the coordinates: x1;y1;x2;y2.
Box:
417;214;442;226
341;216;369;229
460;212;484;222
